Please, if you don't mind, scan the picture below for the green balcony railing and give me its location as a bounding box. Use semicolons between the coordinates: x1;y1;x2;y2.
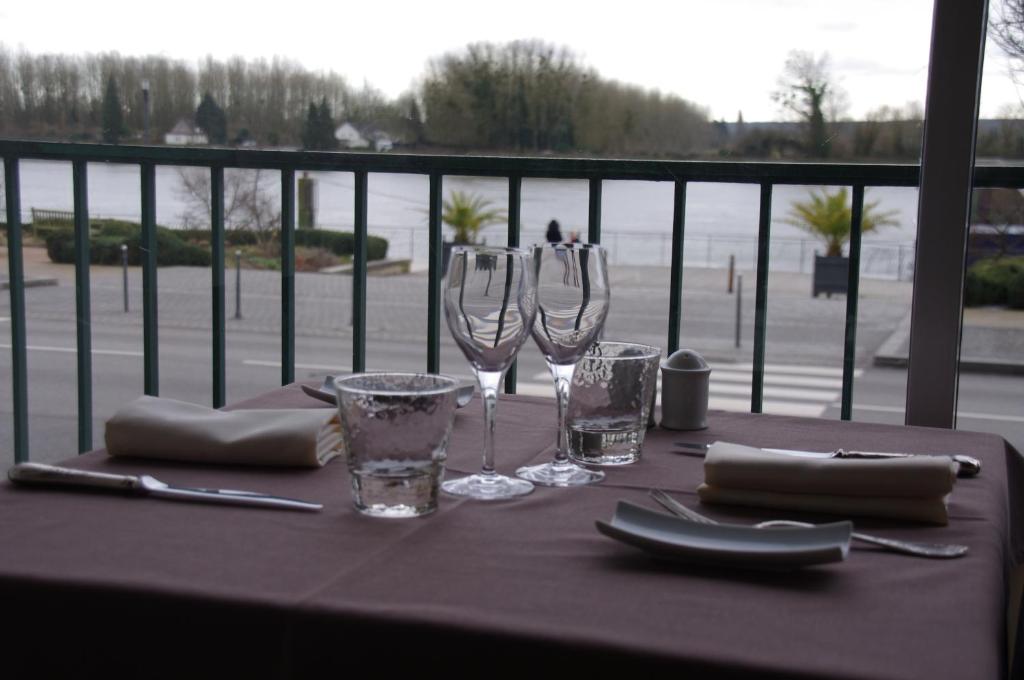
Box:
3;139;1023;463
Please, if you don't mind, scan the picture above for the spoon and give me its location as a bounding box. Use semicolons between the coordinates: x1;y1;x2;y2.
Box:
301;375;474;408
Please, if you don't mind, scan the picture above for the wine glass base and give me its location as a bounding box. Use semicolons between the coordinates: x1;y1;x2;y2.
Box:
442;473;535;500
515;461;605;487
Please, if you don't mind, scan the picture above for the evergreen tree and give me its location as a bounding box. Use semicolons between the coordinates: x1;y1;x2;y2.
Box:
301;98;338;150
317;98;338;150
195;92;227;144
101;75;125;144
301;102;319;149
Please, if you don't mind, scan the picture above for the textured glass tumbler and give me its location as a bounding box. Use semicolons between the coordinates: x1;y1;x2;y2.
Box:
567;342;661;466
335;373;459;518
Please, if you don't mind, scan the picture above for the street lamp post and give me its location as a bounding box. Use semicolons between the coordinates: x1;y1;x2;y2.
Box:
141;79;150;144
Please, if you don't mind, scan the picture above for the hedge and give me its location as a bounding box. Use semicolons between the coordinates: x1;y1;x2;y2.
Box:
176;228;388;261
964;256;1024;308
45;221;211;267
43;221;388;266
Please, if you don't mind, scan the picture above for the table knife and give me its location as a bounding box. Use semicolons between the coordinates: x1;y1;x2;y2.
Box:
673;442;981;477
7;463;323;511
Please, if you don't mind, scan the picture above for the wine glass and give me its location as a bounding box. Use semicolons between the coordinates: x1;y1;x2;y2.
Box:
516;243;610;487
442;245;538;500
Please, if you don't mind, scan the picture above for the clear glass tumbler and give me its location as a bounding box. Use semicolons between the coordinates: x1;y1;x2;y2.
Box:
567;341;661;466
335;372;460;518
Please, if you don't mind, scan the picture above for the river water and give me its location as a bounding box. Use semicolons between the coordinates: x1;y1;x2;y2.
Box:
8;160;920;279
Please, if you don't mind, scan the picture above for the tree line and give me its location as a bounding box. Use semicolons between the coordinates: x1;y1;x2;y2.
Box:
3;41;1024;160
0;45;412;146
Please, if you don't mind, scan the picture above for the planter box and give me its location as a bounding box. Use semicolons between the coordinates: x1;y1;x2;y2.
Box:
813;255;849;298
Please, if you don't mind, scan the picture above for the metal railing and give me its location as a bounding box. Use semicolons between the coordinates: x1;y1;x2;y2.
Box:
3;139;1024;463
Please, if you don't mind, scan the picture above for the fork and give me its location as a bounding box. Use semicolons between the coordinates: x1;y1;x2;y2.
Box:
647;489;968;559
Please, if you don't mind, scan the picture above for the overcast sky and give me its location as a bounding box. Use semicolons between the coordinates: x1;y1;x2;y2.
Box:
2;0;1020;120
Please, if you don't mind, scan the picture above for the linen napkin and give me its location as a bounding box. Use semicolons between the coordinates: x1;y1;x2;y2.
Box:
105;395;344;467
696;441;958;524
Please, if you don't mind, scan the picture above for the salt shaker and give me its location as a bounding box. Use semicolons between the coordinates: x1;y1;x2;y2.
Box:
659;349;711;430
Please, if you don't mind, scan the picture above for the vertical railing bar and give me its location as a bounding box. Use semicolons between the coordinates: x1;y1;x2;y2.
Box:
280;168;296;385
667;180;688;354
140;162;159;396
841;184;865;421
72;160;92;452
427;173;443;374
210;166;226;408
588;178;602;244
750;182;773;413
353;170;368;373
4;157;29;462
504;175;522;394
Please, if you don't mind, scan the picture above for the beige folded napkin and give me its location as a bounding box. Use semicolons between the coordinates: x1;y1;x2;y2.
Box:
105;396;344;467
697;441;958;525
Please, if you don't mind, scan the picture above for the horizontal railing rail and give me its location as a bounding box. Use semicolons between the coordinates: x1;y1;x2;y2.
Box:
4;139;1024;463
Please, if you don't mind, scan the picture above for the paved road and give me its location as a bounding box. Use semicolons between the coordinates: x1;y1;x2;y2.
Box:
1;254;1021;462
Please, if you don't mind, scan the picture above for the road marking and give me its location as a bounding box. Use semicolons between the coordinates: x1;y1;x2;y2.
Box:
832;402;1024;424
708;396;825;419
243;359;349;371
0;317;9;322
710;362;861;378
0;343;143;357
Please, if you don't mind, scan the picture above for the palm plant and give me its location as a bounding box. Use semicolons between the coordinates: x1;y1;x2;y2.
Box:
785;187;898;256
442;191;506;244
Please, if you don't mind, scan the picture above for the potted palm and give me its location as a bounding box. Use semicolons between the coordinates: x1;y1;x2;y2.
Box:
785;187;898;297
441;191;506;276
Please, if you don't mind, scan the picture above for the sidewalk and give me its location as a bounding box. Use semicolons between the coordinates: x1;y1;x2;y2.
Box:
874;306;1024;374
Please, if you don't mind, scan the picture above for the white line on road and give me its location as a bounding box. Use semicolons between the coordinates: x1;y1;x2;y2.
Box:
710;382;838;402
0;317;9;322
709;396;826;418
0;343;143;357
243;359;349;371
830;402;1024;424
710;362;863;378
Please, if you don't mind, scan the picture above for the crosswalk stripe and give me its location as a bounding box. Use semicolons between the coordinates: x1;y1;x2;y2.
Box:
709;396;826;418
710;382;837;402
711;370;845;390
710;362;863;378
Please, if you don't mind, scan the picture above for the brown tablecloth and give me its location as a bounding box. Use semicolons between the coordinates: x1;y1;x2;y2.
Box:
1;384;1021;679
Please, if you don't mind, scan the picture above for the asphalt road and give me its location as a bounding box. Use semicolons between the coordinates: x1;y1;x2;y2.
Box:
2;315;1021;464
1;257;1021;462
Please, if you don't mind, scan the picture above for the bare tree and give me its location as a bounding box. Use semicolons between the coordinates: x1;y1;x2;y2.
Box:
771;51;848;158
176;168;281;251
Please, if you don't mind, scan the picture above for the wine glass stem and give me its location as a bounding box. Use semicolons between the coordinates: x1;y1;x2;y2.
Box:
549;362;576;464
476;369;503;477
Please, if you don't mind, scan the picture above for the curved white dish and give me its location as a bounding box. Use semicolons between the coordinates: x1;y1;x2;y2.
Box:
596;501;851;569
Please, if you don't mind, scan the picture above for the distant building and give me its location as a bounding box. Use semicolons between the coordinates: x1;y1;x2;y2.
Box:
334;122;394;151
335;122;369;149
164;119;208;146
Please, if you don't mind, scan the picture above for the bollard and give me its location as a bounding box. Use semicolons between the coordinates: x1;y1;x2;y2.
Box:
121;244;129;313
735;275;742;349
727;254;735;293
234;250;242;320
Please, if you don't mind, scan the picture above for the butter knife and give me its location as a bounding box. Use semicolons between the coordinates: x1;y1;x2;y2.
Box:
7;463;323;511
673;442;981;477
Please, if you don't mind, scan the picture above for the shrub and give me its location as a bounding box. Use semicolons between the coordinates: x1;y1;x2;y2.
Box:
1008;270;1024;309
964;256;1024;306
45;221;211;267
43;222;386;266
169;228;388;260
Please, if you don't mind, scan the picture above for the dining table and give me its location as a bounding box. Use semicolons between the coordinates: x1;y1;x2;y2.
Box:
0;382;1021;680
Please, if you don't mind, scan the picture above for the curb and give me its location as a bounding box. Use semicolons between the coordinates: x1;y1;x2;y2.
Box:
1;277;59;290
873;312;1024;375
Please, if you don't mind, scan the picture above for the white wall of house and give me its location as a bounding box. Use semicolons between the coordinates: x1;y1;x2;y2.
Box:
335;123;369;148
